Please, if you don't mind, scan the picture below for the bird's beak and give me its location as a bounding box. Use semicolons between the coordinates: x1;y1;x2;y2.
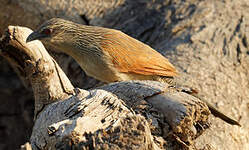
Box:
26;31;46;43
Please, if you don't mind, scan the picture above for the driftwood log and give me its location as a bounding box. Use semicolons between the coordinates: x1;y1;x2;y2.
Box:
0;26;210;150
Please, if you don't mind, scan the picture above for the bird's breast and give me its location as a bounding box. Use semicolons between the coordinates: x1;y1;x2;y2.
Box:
68;48;120;82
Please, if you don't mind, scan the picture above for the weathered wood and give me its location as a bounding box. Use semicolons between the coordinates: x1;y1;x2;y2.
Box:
0;26;210;150
0;26;74;117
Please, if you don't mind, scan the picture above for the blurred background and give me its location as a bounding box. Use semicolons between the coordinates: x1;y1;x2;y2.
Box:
0;0;248;149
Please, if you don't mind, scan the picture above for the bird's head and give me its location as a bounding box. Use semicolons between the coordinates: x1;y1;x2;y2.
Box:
26;18;76;45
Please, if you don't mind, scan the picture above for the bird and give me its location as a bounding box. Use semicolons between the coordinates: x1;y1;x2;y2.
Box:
26;18;240;126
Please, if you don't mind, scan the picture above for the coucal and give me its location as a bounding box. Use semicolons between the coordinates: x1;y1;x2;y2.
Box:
26;18;240;126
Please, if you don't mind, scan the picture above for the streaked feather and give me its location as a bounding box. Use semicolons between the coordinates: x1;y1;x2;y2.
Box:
100;30;178;77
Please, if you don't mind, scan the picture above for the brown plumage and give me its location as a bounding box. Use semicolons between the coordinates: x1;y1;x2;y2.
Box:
101;31;177;77
26;18;240;126
26;18;177;83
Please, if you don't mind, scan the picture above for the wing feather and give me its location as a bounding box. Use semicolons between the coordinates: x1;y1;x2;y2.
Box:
101;30;178;77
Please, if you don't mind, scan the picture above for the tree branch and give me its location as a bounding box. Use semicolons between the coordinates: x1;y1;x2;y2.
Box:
0;26;74;117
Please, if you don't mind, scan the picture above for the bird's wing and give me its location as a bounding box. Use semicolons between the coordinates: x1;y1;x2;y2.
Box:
100;30;178;77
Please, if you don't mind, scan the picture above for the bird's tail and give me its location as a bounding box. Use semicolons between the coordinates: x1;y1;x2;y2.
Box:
181;87;241;126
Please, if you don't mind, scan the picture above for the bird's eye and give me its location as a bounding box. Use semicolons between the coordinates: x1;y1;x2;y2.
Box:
42;28;52;35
